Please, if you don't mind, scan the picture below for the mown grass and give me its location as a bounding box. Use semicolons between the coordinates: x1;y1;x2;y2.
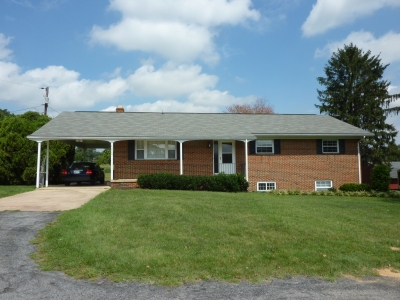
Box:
100;164;111;181
32;189;400;286
0;185;35;198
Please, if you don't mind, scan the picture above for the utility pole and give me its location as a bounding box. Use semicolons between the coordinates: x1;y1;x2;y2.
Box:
41;87;49;116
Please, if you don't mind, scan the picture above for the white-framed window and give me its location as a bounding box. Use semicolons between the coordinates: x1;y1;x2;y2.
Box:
135;140;176;160
322;140;338;153
256;140;274;154
257;182;276;191
315;180;332;191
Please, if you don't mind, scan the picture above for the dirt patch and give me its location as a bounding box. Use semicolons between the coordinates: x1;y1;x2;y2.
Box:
377;268;400;280
390;246;400;251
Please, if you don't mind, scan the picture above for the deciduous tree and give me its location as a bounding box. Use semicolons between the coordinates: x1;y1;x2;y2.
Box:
316;43;398;165
0;108;12;120
96;149;111;165
225;98;274;114
0;112;74;185
74;147;101;162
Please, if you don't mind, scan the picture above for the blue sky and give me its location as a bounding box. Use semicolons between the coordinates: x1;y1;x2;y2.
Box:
0;0;399;133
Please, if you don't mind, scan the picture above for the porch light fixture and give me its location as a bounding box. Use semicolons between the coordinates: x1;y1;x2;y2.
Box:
208;142;211;148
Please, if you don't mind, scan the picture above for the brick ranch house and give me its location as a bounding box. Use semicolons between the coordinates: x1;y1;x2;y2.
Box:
28;107;373;191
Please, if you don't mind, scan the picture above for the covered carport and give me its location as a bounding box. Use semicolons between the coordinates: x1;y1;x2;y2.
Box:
27;137;114;189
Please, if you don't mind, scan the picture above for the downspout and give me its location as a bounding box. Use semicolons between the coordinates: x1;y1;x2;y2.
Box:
36;141;42;188
45;141;49;187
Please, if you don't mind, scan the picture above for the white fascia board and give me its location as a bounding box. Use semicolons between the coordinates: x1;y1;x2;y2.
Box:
28;135;256;141
253;133;371;139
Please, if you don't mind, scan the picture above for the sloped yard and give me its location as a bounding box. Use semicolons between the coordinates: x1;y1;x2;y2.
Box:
32;189;400;286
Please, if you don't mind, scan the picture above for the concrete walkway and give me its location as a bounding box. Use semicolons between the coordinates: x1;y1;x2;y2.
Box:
0;185;110;212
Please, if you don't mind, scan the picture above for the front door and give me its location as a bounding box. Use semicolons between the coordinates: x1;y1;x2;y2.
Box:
215;141;236;174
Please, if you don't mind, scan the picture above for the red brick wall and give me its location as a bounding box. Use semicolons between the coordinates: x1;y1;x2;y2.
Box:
113;140;214;178
113;139;360;192
248;139;360;191
110;181;138;188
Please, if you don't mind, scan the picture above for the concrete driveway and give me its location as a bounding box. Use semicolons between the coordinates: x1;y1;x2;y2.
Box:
0;185;109;212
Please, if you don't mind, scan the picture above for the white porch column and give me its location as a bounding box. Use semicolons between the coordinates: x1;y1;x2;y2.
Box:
358;140;362;184
175;140;187;175
180;141;183;175
36;141;42;188
110;141;114;180
45;141;49;187
245;139;248;181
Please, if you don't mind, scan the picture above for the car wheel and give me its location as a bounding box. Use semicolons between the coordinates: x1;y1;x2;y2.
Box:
91;179;96;185
64;182;70;186
77;182;81;186
100;177;105;184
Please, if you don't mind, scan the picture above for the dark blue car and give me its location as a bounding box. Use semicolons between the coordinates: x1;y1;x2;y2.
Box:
62;162;105;186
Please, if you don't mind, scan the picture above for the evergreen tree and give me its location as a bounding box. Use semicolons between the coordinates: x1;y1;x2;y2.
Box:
316;44;398;165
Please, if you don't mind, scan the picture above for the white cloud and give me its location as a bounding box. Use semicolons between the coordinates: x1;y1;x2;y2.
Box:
90;0;260;64
1;30;256;115
126;63;218;98
103;89;258;114
0;61;129;111
104;100;220;113
188;89;257;107
10;0;34;8
0;34;13;60
0;58;235;113
10;0;67;10
315;31;400;64
302;0;400;37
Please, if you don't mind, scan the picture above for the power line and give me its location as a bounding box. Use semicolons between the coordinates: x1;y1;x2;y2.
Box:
0;98;30;105
10;105;43;113
48;106;59;114
0;79;45;89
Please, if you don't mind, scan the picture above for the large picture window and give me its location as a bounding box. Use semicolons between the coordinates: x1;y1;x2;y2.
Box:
136;140;176;160
256;140;274;154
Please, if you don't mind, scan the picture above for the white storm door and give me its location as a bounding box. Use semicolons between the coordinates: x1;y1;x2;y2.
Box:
218;141;236;174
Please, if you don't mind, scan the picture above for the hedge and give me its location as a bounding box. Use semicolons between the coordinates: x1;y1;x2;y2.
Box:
137;173;249;192
339;183;371;192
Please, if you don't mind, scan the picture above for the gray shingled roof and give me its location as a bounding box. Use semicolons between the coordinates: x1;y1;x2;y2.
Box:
27;112;373;147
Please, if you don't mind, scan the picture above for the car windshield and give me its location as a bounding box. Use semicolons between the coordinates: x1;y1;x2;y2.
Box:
69;162;93;169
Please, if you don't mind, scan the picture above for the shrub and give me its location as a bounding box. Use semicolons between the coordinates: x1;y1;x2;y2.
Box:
137;173;248;192
371;164;391;192
339;183;371;192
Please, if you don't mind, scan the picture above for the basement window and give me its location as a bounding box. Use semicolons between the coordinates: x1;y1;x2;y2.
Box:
315;180;332;191
257;182;276;191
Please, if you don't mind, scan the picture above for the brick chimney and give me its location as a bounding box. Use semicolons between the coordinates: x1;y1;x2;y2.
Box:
116;105;124;113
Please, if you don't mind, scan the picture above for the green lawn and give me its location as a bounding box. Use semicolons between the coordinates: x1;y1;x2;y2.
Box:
100;164;111;181
0;185;35;198
32;189;400;285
